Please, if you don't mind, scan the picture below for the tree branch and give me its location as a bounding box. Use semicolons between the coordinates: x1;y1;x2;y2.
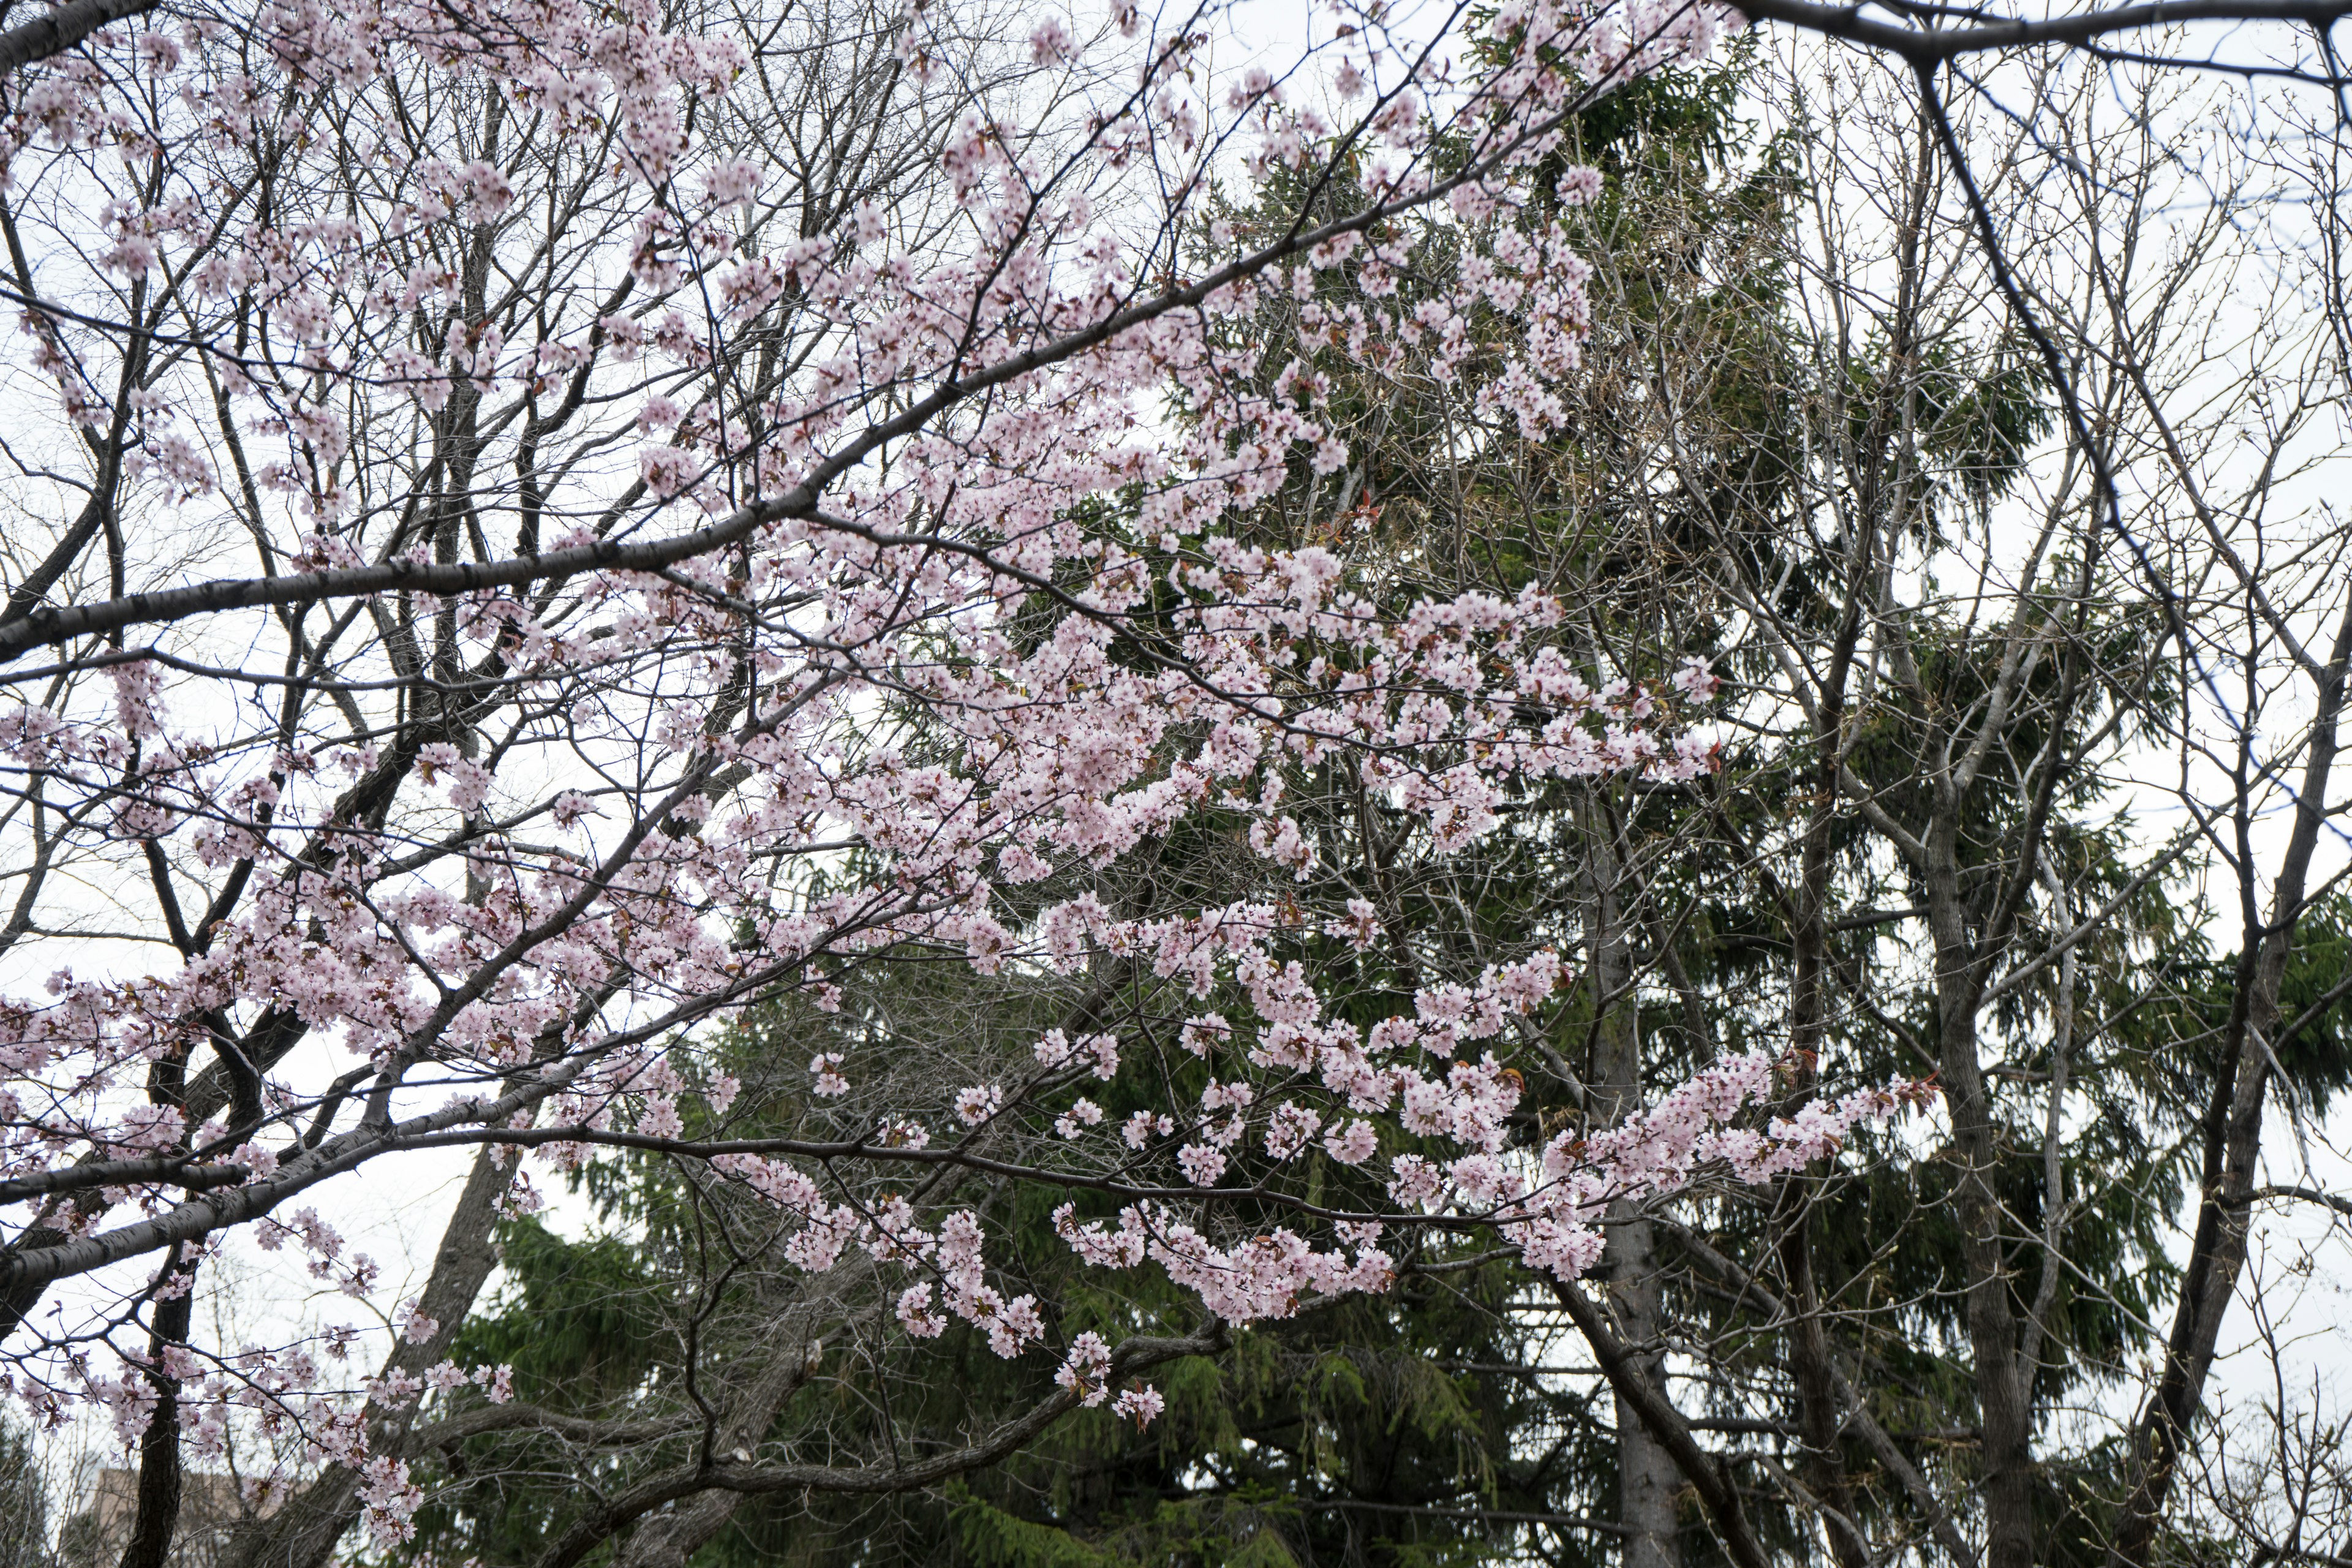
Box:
1548;1278;1773;1568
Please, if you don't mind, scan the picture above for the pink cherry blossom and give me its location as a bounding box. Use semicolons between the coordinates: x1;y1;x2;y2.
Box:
0;0;1924;1504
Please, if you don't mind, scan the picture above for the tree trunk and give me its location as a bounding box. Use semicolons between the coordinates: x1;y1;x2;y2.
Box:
1779;681;1871;1568
119;1250;196;1568
2111;593;2352;1564
1923;827;2037;1568
1589;799;1679;1568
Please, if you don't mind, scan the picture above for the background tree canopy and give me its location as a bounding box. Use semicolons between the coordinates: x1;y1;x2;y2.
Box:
1;2;2349;1567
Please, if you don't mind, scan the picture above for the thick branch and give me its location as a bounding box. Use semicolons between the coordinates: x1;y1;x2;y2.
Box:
0;0;162;74
1548;1278;1772;1568
525;1326;1223;1568
1739;0;2352;64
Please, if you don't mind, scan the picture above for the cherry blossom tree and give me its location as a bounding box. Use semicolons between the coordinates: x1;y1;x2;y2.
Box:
0;0;1948;1559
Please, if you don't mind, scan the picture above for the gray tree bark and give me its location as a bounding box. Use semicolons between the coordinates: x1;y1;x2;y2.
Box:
1588;798;1679;1568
